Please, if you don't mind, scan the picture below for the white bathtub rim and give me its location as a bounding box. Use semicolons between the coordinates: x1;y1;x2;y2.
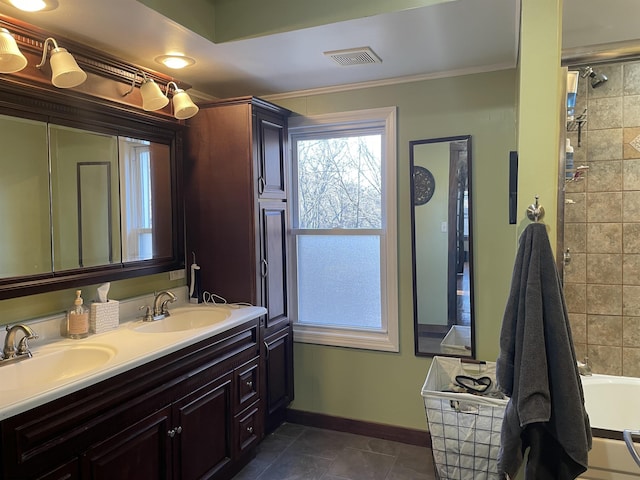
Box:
581;373;640;434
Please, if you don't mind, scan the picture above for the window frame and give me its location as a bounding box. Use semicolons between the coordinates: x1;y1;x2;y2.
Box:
288;106;398;352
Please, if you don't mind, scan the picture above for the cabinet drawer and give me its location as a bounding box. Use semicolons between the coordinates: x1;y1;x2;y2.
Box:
234;357;259;413
234;402;262;458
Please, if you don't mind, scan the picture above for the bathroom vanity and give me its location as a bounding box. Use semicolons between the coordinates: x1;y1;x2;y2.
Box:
0;19;290;480
0;305;266;480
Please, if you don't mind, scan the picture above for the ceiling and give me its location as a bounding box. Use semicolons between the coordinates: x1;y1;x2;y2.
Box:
0;0;638;101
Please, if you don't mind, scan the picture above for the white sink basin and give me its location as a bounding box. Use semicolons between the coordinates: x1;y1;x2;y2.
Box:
133;306;232;333
0;343;117;392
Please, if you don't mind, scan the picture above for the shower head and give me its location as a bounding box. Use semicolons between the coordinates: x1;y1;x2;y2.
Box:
580;66;608;88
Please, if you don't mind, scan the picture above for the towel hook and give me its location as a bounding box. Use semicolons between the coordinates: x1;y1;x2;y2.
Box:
526;195;545;222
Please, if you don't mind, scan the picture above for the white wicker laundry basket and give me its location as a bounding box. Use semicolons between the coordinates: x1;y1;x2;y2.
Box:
421;356;508;480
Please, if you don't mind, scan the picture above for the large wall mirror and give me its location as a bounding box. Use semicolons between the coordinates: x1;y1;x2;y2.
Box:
410;135;475;357
0;104;183;299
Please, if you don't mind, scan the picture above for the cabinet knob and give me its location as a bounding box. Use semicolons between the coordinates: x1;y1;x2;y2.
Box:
246;380;253;388
247;426;253;434
176;426;183;434
258;177;266;195
261;259;268;278
168;428;176;438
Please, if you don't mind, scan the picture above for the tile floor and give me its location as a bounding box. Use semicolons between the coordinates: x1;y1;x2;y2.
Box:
232;423;437;480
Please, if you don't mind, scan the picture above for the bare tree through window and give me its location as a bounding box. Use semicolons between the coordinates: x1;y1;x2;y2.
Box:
296;135;381;230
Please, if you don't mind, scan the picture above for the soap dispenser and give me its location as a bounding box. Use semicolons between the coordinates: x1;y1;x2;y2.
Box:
67;289;89;339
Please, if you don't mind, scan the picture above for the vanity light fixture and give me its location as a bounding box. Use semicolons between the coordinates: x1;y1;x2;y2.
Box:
0;28;27;73
1;0;58;11
123;72;196;117
140;75;169;111
36;37;87;88
166;81;199;119
123;70;169;111
155;54;195;70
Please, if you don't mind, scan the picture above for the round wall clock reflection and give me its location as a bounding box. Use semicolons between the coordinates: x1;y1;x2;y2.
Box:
413;166;435;205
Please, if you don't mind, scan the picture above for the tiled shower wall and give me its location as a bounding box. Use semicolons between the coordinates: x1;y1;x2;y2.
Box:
564;61;640;377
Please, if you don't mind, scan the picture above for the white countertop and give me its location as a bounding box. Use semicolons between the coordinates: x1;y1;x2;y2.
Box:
0;303;266;421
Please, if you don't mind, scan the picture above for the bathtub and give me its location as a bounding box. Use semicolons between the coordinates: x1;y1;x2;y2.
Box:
580;374;640;479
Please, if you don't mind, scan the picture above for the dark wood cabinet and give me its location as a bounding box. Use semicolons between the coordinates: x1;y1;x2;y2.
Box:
173;373;234;480
0;319;261;480
255;109;288;200
82;374;237;480
184;97;290;310
35;459;80;480
82;407;173;480
260;202;289;332
264;323;294;433
185;96;294;434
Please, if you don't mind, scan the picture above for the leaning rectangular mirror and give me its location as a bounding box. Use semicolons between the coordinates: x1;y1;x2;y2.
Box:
410;135;475;357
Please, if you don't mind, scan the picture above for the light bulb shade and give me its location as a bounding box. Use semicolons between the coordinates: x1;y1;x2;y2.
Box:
172;89;199;119
49;47;87;88
140;78;169;111
0;28;27;73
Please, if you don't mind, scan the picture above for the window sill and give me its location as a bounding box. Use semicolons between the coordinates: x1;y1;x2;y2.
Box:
292;323;399;352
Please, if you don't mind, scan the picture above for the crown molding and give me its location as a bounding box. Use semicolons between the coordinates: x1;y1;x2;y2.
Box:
264;62;515;101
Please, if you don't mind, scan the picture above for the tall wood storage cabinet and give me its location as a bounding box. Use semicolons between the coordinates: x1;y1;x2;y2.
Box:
185;97;294;434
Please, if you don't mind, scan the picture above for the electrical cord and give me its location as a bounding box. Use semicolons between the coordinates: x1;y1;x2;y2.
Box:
201;291;254;308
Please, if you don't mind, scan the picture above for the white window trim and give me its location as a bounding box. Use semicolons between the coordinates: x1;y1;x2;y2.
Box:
288;106;398;352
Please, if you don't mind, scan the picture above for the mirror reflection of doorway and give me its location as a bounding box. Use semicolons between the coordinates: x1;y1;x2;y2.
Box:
411;135;474;357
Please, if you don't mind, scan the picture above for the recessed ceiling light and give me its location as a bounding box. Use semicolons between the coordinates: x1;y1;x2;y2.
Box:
155;54;196;70
2;0;58;12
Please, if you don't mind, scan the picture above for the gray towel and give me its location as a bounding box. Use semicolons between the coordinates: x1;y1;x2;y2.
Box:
496;223;591;479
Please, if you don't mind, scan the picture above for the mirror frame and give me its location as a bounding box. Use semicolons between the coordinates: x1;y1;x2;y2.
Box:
409;135;475;358
0;81;185;300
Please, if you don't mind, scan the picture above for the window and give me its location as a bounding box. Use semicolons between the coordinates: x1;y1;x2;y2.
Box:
289;107;398;352
120;138;153;261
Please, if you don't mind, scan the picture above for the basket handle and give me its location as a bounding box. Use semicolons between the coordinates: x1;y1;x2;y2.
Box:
460;358;487;365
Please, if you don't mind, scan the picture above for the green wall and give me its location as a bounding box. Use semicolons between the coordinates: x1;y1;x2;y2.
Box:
0;274;185;325
414;141;449;325
139;0;453;43
516;0;563;246
274;68;518;430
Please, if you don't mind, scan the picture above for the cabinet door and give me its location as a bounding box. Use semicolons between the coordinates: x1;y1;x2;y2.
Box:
81;407;172;480
35;459;79;480
264;323;294;433
260;202;289;332
255;110;287;200
173;373;233;480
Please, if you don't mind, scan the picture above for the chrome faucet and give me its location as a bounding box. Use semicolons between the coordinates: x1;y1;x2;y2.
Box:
577;357;592;376
152;290;176;320
2;324;38;362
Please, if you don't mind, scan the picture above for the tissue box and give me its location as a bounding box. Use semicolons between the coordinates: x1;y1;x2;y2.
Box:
90;300;119;334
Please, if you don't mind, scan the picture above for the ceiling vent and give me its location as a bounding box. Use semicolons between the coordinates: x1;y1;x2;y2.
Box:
324;47;382;66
